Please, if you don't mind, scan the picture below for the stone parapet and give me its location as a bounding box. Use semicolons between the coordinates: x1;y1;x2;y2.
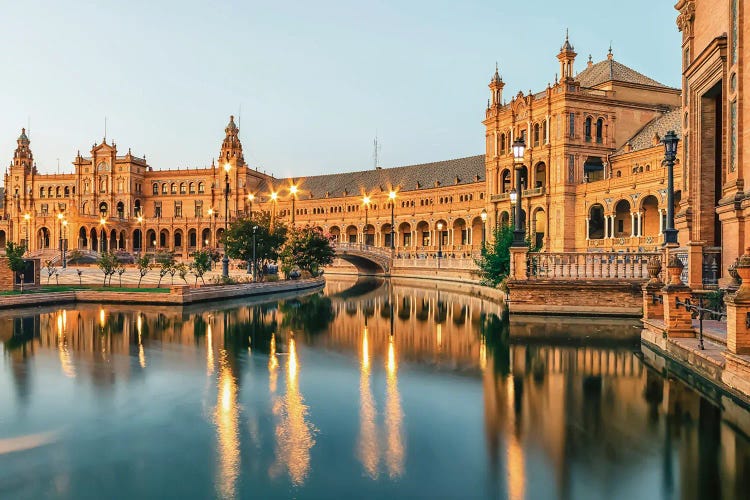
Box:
507;279;643;316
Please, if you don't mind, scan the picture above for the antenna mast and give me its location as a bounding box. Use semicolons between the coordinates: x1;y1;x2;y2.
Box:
373;133;382;170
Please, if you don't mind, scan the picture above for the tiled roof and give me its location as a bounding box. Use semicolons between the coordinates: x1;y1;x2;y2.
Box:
575;59;672;89
270;155;485;200
613;107;682;156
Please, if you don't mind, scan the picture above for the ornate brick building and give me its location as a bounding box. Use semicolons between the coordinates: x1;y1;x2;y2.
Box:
1;35;688;265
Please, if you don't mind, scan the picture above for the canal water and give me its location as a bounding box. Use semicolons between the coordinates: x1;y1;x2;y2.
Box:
1;277;748;499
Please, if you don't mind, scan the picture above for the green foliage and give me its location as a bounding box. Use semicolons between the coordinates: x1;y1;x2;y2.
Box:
44;260;58;284
96;252;119;286
224;211;287;281
156;252;175;288
175;262;189;284
136;254;152;288
5;242;27;275
475;226;514;287
280;226;335;277
191;249;212;285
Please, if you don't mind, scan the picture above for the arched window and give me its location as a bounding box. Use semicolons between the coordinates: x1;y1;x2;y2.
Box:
533;123;540;147
64;186;70;197
180;182;186;194
40;187;45;198
162;183;168;194
500;133;506;154
170;183;177;194
542;119;548;144
56;186;61;197
153;183;159;195
189;182;195;194
584;117;592;142
198;182;205;193
596;118;604;143
48;186;53;197
99;176;107;193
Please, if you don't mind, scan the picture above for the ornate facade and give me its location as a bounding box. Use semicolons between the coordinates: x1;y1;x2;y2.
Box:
1;36;688;263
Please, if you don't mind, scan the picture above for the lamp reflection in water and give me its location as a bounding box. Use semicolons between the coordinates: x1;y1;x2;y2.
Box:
385;337;404;478
206;320;214;376
271;335;316;486
56;310;75;378
358;325;379;478
504;375;525;500
268;334;278;394
136;314;146;369
214;349;240;500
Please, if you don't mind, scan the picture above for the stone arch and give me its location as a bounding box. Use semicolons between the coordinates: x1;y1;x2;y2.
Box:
380;223;393;248
133;229;143;251
118;230;126;250
82;201;89;215
329;225;341;242
0;230;6;249
398;221;412;248
640;195;660;237
416;220;430;247
37;227;51;249
470;216;483;247
174;229;183;249
160;229;170;248
90;228;99;252
134;199;142;216
500;211;510;228
452;218;467;247
79;227;88;249
501;169;511;193
345;225;358;243
531;207;546;249
201;228;211;247
188;228;197;248
363;224;375;246
614;200;632;237
116;201;125;219
146;229;156;249
534;162;546;188
98;201;108;216
589;204;605;239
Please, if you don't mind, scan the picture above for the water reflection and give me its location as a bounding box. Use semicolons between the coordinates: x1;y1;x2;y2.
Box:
0;279;748;499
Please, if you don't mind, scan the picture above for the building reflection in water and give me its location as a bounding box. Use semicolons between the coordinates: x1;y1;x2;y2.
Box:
214;349;240;499
358;325;379;478
136;313;146;369
271;335;316;486
56;310;75;378
385;336;404;478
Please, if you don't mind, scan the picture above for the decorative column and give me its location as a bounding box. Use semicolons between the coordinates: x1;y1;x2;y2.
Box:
642;256;663;320
630;212;636;237
661;256;694;338
636;212;642;237
585;218;590;240
725;250;750;354
658;209;664;235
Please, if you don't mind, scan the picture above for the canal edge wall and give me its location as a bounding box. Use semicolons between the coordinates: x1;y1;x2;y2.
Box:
0;277;326;309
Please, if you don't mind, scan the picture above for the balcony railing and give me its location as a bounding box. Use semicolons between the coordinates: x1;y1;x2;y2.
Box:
527;251;662;280
490;186;545;203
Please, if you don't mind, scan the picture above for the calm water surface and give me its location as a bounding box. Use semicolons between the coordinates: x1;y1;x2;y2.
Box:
1;277;748;499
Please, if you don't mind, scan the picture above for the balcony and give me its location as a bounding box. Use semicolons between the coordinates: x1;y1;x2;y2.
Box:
490;186;545;203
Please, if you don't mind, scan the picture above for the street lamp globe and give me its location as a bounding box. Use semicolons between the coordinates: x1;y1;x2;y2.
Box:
289;185;298;196
24;213;30;221
100;217;106;226
389;190;396;200
362;195;371;206
437;221;443;231
509;189;518;205
57;212;64;220
248;193;255;202
224;162;231;174
481;209;487;222
137;215;143;224
512;137;526;162
662;130;679;158
270;191;278;201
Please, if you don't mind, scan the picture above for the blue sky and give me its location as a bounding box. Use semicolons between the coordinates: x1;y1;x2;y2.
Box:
0;0;681;179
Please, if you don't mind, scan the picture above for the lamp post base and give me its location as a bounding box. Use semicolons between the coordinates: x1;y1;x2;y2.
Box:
663;228;679;245
512;229;526;247
222;255;229;278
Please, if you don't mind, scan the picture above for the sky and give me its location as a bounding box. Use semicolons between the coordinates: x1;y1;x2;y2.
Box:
0;0;682;181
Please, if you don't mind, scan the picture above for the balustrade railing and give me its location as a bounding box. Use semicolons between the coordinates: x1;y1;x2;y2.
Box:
527;251;661;280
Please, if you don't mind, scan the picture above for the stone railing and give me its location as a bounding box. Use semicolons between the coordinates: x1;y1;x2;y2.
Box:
333;242;393;258
527;251;661;280
392;257;477;270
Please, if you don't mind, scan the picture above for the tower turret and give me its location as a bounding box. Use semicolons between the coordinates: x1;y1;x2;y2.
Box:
13;128;33;172
557;30;577;80
488;63;505;107
219;115;245;169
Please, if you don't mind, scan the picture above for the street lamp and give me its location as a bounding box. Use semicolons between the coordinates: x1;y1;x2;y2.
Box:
437;221;444;258
99;217;106;253
362;195;371;246
222;162;231;278
511;137;526;246
662;130;680;245
23;212;30;249
137;215;143;254
509;188;518;227
252;225;258;281
57;212;66;268
270;191;278;229
481;209;487;250
389;190;396;250
207;208;214;248
247;193;255;218
289;184;298;226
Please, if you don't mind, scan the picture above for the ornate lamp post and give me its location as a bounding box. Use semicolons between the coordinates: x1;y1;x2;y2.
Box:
252;225;258;282
511;137;526;246
289;184;298;226
270;191;278;229
207;208;214;248
362;195;371;246
99;217;106;253
222;163;231;278
662;130;680;245
509;189;518;227
389;190;396;250
247;193;255;218
481;209;487;250
437;221;444;258
23;212;30;249
57;212;65;268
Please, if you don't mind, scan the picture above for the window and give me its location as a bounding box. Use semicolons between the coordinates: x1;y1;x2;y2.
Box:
48;187;53;197
542;120;547;144
533;123;540;147
189;182;195;194
40;187;45;198
569;113;575;138
461;229;468;245
175;201;182;218
422;231;430;246
64;186;70;197
195;201;203;218
153;183;159;195
596;118;604;143
584;117;592;142
154;202;162;218
56;186;61;197
41;203;48;214
100;177;107;193
198;182;205;193
500;133;506;155
162;183;168;194
170;183;177;194
180;183;186;194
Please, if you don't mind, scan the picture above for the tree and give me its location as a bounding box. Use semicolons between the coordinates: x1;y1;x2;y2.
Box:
191;249;211;285
280;226;334;277
96;252;118;287
175;262;189;285
5;242;27;293
156;252;175;288
224;211;287;282
136;254;152;288
475;225;513;287
44;260;58;284
116;263;126;287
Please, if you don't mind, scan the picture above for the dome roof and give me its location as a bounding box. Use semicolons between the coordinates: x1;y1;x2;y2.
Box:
18;128;28;142
225;115;238;132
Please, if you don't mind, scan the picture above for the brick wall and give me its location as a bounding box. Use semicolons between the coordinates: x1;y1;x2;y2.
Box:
507;279;644;316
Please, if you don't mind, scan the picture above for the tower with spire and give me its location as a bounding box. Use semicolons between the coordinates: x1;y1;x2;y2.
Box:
489;63;505;108
12;128;33;173
557;30;577;80
219;115;245;170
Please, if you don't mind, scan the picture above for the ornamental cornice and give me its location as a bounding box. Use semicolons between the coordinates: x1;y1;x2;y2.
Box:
675;1;695;35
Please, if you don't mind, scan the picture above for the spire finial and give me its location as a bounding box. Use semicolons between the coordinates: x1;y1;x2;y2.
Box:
608;42;613;60
566;28;569;41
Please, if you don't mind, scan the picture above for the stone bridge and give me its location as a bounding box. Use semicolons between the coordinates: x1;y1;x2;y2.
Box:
333;242;392;274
